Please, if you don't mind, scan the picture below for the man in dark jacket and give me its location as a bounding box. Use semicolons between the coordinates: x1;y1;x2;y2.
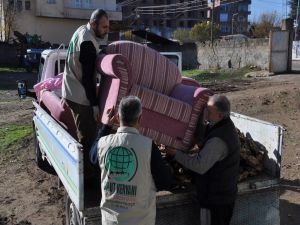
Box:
166;94;240;225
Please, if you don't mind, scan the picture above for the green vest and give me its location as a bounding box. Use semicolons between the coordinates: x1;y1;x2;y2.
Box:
98;127;156;225
62;23;107;105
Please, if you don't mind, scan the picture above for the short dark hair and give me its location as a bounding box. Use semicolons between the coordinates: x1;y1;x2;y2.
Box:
90;9;108;24
118;96;142;126
209;94;231;118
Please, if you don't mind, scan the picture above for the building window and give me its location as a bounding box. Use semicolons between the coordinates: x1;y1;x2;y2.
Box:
167;20;171;27
25;1;31;10
84;0;91;8
200;11;205;18
16;0;22;11
153;20;157;26
8;0;14;7
220;13;228;22
238;3;248;12
220;25;226;33
74;0;81;8
47;0;56;4
221;5;228;12
179;21;184;27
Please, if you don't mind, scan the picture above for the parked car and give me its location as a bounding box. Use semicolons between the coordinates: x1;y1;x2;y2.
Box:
23;48;45;72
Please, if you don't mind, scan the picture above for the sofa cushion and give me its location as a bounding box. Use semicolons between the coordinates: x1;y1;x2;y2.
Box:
131;84;192;123
39;91;77;140
106;41;182;95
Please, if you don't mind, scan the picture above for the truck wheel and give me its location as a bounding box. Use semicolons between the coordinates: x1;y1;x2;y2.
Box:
65;194;81;225
33;125;55;174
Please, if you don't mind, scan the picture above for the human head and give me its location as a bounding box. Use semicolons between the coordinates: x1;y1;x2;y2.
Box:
89;9;109;39
206;94;231;125
118;96;142;127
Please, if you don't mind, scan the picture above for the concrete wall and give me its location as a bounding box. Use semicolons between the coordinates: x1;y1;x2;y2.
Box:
197;38;270;70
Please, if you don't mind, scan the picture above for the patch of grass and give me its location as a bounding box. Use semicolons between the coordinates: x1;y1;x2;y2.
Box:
183;67;255;83
0;124;32;152
0;67;26;73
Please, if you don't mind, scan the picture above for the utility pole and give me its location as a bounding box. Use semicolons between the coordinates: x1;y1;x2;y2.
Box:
295;0;300;40
232;13;238;35
210;0;215;43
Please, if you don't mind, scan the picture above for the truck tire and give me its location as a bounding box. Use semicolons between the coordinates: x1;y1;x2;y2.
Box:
65;194;82;225
33;124;55;174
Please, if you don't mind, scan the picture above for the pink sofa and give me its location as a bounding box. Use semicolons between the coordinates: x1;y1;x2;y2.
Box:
97;41;212;151
39;90;77;140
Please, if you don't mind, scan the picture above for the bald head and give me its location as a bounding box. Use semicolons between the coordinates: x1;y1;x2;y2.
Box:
209;94;231;118
206;94;231;125
89;9;109;39
90;9;108;23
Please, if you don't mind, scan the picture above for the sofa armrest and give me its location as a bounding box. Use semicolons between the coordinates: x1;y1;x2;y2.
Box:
170;83;213;106
181;76;201;87
97;54;132;125
97;53;133;88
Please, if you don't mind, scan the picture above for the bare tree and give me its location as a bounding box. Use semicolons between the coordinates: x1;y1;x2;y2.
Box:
251;12;281;38
2;0;16;42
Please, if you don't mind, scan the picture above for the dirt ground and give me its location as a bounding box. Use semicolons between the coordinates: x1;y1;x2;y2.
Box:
0;71;299;225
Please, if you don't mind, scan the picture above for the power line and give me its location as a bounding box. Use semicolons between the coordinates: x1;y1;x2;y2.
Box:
136;2;207;13
136;3;207;13
136;0;244;15
119;0;142;6
136;0;206;9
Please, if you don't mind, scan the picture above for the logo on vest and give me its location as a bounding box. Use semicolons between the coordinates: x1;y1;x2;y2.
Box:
105;146;138;182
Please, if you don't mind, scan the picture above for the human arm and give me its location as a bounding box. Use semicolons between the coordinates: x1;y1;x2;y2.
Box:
166;137;228;175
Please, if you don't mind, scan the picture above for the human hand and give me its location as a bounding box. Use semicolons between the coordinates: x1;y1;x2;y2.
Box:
106;106;118;126
164;146;178;158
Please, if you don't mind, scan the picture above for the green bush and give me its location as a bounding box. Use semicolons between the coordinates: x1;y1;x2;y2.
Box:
189;22;220;43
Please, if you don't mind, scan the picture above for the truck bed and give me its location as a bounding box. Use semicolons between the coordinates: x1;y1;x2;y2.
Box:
33;100;283;225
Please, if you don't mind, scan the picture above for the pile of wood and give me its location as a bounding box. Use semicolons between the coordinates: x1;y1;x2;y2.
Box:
238;129;266;182
160;129;267;189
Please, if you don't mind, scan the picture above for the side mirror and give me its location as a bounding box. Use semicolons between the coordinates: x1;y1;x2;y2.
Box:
17;80;28;99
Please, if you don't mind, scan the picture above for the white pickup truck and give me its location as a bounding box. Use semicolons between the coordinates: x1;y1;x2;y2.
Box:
19;47;283;225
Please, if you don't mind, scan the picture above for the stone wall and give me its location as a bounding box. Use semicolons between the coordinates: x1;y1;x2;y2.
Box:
197;38;270;70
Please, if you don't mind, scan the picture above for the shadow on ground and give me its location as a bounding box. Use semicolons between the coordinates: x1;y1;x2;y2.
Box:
280;179;300;225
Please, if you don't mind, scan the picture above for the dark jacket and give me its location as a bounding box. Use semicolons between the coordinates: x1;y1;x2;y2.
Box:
195;117;240;207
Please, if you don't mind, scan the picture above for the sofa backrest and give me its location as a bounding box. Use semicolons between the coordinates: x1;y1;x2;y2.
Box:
106;41;182;95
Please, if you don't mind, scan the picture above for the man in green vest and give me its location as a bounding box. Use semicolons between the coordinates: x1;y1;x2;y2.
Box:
96;96;173;225
62;9;109;172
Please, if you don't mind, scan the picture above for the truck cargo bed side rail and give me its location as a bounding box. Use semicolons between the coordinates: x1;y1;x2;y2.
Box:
33;101;84;210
